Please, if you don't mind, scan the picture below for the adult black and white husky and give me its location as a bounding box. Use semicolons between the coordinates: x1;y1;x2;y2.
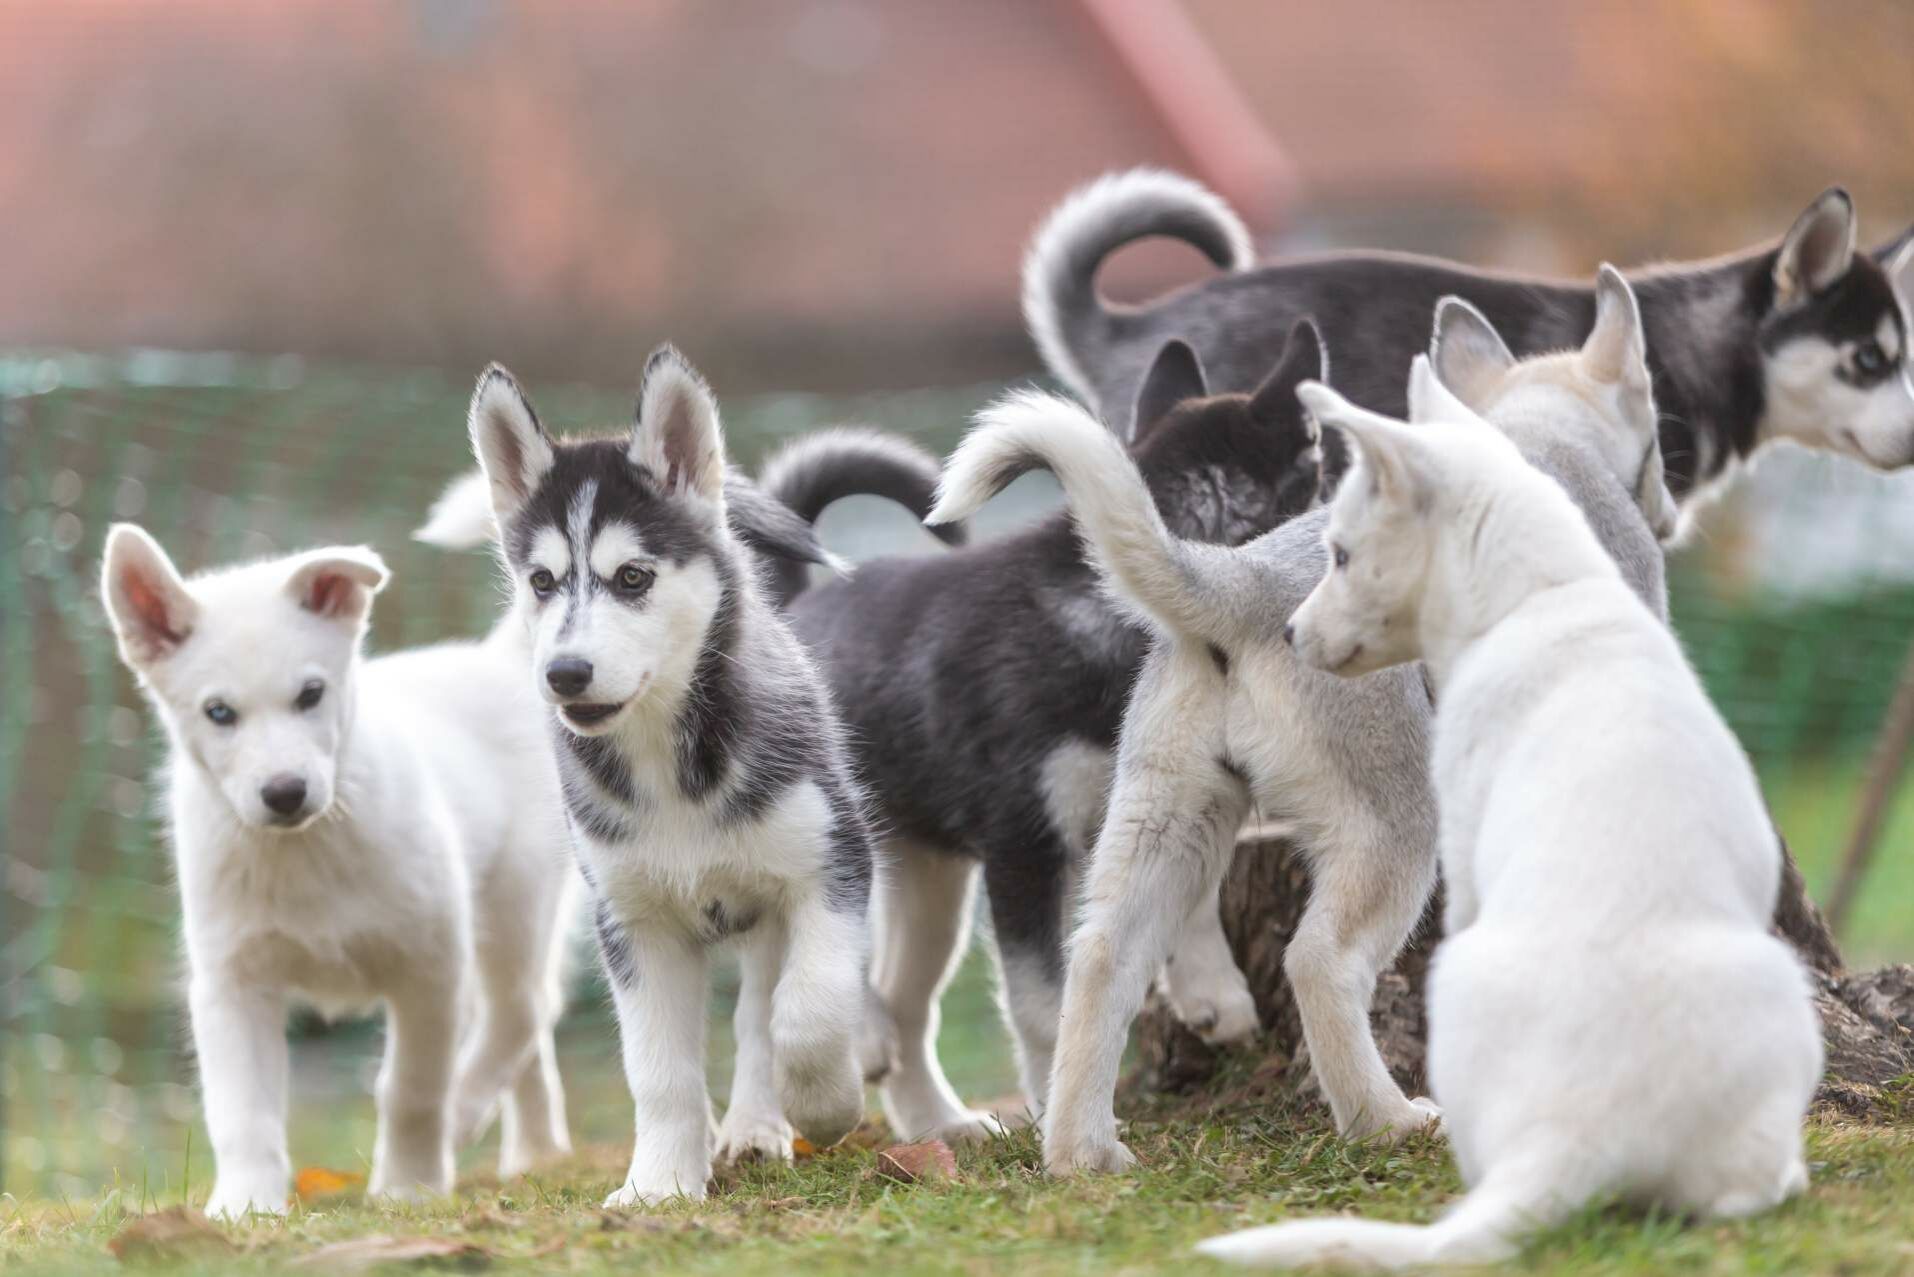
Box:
1027;169;1914;501
770;326;1327;1137
931;270;1674;1176
462;346;875;1206
101;530;573;1217
1201;372;1819;1270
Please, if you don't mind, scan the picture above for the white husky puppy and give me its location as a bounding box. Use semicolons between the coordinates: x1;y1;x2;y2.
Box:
101;529;574;1218
1197;368;1821;1267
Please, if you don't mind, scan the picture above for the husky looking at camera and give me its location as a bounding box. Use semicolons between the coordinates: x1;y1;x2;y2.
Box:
101;530;574;1218
1199;366;1819;1270
463;346;874;1206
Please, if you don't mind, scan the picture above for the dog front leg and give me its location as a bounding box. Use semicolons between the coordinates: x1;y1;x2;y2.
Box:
715;921;795;1166
1159;876;1260;1045
771;892;867;1149
603;919;713;1207
190;978;292;1218
371;973;460;1201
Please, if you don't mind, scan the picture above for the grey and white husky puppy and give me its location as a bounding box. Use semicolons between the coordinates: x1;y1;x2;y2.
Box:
1028;169;1914;504
770;326;1327;1137
932;270;1675;1176
462;346;875;1206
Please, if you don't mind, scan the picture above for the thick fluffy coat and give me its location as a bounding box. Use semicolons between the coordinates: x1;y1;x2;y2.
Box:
101;529;573;1217
930;271;1675;1176
777;329;1326;1136
465;347;874;1206
1200;371;1819;1270
1027;169;1914;505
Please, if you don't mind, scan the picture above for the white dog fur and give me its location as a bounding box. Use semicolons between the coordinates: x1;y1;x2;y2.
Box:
1197;366;1820;1267
101;527;574;1217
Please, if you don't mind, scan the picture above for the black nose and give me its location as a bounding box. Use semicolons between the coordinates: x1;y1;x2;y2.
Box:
546;657;594;697
260;775;308;817
1281;624;1295;646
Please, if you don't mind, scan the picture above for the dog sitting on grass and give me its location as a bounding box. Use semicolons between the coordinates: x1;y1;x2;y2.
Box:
101;528;574;1217
1198;358;1819;1268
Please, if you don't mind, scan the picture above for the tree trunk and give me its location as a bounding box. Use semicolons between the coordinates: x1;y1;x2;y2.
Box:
1133;831;1914;1119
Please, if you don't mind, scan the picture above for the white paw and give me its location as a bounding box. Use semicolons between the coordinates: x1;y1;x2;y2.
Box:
778;1059;865;1149
498;1132;572;1180
603;1174;707;1209
1167;978;1261;1046
1343;1096;1443;1143
450;1094;497;1150
931;1110;1007;1145
368;1151;453;1201
1043;1135;1137;1177
714;1110;795;1166
204;1180;288;1220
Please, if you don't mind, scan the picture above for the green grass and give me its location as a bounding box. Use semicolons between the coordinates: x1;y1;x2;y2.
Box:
4;1106;1911;1275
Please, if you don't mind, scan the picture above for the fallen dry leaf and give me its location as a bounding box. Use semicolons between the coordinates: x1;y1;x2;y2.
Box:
108;1208;236;1264
874;1140;957;1184
295;1166;366;1201
790;1137;818;1159
291;1235;492;1271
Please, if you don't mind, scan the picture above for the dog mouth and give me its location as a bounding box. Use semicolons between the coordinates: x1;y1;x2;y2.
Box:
560;700;627;730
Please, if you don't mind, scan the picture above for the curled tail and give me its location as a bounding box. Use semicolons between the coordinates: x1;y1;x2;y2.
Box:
1022;169;1253;416
927;389;1236;643
1196;1157;1590;1270
757;427;967;607
414;469;496;548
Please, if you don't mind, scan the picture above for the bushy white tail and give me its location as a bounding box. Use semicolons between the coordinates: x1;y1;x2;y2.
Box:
927;389;1221;640
413;469;496;549
1196;1163;1577;1270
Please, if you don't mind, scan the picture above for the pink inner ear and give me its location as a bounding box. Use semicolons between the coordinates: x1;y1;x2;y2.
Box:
122;567;188;646
304;572;354;617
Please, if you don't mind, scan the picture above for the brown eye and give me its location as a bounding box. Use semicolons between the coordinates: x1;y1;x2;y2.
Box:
615;563;655;596
295;680;324;711
1854;341;1887;375
529;568;556;596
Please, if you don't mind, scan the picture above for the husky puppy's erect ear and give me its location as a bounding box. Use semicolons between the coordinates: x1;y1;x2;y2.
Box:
1406;352;1476;426
632;344;727;511
1582;264;1652;393
1429;297;1517;410
1252;318;1325;419
468;364;556;526
101;523;199;667
1131;339;1209;442
1296;381;1431;507
1885;234;1914;304
283;547;390;623
1773;188;1857;309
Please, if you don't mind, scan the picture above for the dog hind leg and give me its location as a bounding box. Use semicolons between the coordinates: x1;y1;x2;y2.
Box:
870;840;1003;1142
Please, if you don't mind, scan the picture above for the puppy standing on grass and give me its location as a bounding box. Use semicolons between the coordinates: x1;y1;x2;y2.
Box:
101;530;574;1218
465;346;874;1206
1199;373;1820;1269
932;270;1678;1178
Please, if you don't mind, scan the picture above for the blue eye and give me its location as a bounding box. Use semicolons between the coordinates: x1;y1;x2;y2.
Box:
204;699;237;727
1333;545;1350;569
1854;341;1888;375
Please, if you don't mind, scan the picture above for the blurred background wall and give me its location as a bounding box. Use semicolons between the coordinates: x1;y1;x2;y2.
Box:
4;0;1914;1201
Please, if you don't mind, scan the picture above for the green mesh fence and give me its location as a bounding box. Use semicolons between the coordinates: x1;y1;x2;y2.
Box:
3;351;1911;1200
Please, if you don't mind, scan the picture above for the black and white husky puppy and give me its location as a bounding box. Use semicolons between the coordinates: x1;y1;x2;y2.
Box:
771;324;1326;1136
463;346;874;1206
1028;169;1914;504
